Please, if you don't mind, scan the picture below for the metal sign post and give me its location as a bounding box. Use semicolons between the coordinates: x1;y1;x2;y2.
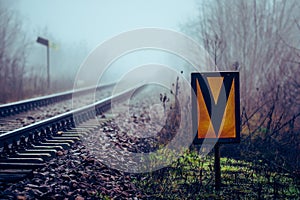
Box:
191;71;240;191
214;143;221;190
47;45;50;90
36;36;50;90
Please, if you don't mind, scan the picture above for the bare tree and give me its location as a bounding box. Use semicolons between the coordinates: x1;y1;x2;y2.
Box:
184;0;300;171
187;0;298;102
0;8;30;102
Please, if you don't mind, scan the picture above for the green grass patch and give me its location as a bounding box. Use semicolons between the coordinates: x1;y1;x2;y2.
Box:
132;149;300;199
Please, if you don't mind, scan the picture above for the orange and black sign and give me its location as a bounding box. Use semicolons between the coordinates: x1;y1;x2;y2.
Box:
191;72;240;144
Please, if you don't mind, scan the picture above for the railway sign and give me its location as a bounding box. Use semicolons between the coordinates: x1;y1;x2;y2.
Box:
191;72;240;144
36;36;51;89
36;37;49;46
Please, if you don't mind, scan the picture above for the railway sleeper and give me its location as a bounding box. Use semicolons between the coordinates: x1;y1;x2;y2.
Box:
43;138;75;144
0;162;45;169
63;130;88;137
30;144;64;151
54;133;82;138
0;169;32;174
70;127;95;132
57;130;86;134
8;152;52;161
37;142;70;149
0;136;79;182
0;170;33;182
0;157;44;163
77;125;100;129
17;148;57;157
80;122;102;127
65;128;91;133
51;136;80;141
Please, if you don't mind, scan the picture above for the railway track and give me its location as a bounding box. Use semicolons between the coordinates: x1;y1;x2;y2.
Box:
0;83;182;199
4;82;295;199
0;84;113;134
0;84;141;183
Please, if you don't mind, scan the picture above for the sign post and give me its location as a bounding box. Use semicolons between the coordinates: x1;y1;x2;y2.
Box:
36;36;50;90
214;143;221;190
191;71;240;190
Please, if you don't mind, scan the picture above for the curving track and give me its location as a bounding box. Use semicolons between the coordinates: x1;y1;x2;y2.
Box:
0;84;113;134
0;84;145;184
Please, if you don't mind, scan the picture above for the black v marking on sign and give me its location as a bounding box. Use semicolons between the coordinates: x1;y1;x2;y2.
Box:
197;75;234;137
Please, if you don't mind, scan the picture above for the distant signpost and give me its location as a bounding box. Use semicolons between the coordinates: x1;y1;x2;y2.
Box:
36;36;50;90
191;71;240;190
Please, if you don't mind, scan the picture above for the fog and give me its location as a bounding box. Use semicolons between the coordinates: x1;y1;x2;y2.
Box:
0;0;199;97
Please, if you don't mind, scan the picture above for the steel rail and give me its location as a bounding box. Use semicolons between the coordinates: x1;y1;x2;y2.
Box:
0;84;145;149
0;83;115;117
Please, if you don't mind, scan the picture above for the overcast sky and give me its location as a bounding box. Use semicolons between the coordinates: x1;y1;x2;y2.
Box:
10;0;199;48
1;0;201;86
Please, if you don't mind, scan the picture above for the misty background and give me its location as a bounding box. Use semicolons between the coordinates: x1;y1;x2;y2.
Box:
0;0;300;171
0;0;198;103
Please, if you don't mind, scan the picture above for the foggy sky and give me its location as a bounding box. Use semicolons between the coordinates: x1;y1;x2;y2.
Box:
1;0;200;87
12;0;198;48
